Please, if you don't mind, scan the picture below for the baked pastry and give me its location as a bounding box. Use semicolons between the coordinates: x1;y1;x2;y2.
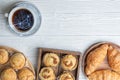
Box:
43;53;60;67
18;68;35;80
1;68;17;80
88;69;120;80
61;55;77;71
107;46;120;74
0;49;9;64
39;67;56;80
10;53;25;70
59;71;75;80
85;44;108;75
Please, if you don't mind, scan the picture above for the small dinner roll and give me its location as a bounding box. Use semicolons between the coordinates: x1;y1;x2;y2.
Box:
0;49;9;64
18;68;35;80
1;68;17;80
10;53;25;70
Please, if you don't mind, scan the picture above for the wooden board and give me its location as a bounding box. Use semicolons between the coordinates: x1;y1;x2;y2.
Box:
1;0;120;80
37;48;81;80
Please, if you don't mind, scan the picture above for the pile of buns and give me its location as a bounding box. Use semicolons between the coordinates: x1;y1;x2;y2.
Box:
85;44;120;80
39;53;78;80
0;47;35;80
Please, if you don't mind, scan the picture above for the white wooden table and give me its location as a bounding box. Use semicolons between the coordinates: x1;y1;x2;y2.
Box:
1;0;120;80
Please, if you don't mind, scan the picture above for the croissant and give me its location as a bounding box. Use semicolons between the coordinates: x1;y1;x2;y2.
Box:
85;44;108;75
107;46;120;74
88;70;120;80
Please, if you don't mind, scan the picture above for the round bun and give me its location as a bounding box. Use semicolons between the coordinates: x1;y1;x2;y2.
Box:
18;68;35;80
61;55;78;71
59;71;75;80
0;49;9;64
43;53;60;67
10;53;25;70
39;67;56;80
1;68;17;80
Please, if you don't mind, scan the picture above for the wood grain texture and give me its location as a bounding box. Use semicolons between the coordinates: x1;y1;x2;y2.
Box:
1;0;120;36
0;0;120;80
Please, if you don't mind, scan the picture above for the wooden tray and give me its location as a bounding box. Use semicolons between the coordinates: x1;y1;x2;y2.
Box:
0;46;35;80
37;48;81;80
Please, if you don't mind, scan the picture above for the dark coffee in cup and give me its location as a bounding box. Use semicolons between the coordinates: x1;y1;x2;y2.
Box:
12;9;34;32
6;2;41;36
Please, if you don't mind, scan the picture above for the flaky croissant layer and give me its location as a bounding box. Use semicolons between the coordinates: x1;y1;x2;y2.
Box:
85;44;108;75
88;70;120;80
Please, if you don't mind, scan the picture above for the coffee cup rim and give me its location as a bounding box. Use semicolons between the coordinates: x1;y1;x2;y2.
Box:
7;1;41;37
8;7;36;33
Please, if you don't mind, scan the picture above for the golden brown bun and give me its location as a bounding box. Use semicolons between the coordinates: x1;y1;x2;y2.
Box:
0;49;9;64
108;46;120;74
10;53;25;70
85;44;108;75
39;67;56;80
43;53;60;67
59;71;75;80
88;69;120;80
18;68;35;80
1;68;17;80
61;55;77;71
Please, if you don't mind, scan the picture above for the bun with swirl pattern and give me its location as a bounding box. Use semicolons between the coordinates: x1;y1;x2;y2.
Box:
59;71;75;80
61;55;78;71
43;53;60;67
39;67;56;80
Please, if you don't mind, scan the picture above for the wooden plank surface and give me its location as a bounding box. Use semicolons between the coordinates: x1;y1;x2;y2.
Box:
1;0;120;80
